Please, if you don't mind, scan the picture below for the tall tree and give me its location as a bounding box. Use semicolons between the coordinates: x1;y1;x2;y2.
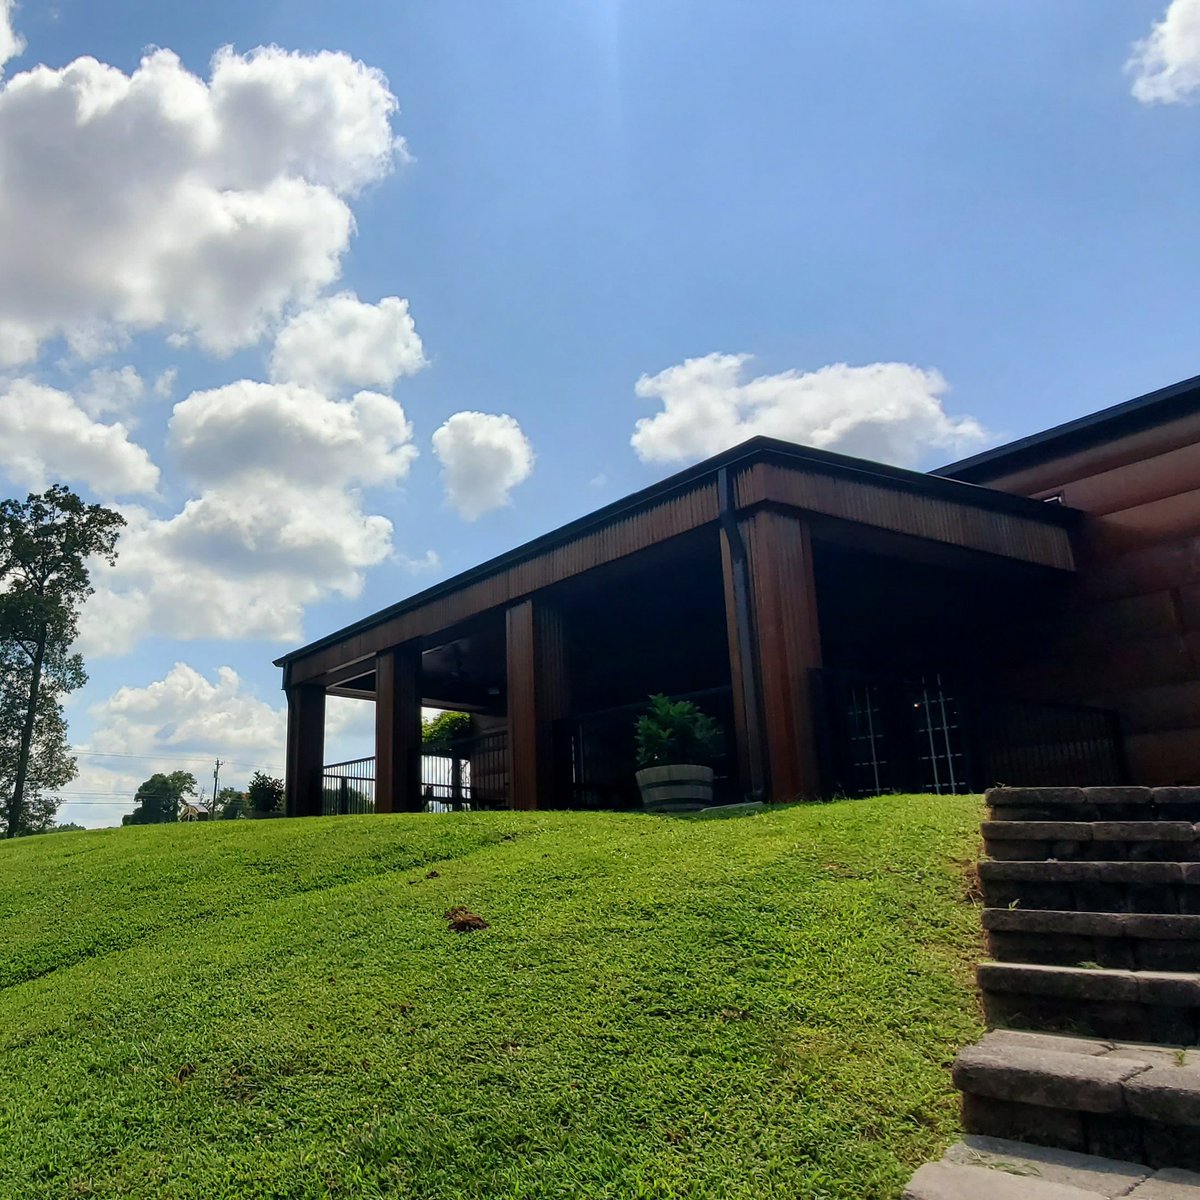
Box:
122;772;198;825
0;487;124;838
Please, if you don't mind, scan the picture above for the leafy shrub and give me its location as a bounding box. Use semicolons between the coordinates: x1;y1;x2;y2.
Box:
634;694;723;769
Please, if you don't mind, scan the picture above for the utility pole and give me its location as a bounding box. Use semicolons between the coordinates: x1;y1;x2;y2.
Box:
211;759;223;817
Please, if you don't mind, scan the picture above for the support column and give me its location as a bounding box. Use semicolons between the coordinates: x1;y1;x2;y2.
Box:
285;683;326;817
375;644;423;813
506;599;570;810
723;508;823;802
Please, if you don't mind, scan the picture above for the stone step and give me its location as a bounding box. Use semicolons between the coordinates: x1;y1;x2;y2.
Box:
953;1030;1200;1169
906;1136;1200;1199
983;821;1200;863
978;961;1200;1044
984;908;1200;971
987;788;1200;824
980;860;1200;914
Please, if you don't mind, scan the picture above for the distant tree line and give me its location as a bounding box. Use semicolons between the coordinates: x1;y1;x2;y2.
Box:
121;770;284;825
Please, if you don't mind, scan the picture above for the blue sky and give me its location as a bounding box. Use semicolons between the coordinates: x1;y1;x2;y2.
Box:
2;0;1198;824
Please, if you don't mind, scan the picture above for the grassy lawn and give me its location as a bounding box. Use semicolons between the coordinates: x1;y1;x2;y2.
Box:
0;795;984;1199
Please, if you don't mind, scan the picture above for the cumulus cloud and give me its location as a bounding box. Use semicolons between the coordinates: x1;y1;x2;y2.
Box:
0;44;402;365
77;382;429;656
169;380;419;485
90;662;288;760
269;292;426;393
630;353;990;469
1128;0;1200;103
0;377;159;494
78;365;145;419
0;1;23;76
432;411;535;520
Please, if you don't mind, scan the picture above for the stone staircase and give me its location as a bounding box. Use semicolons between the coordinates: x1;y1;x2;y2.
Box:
904;787;1200;1199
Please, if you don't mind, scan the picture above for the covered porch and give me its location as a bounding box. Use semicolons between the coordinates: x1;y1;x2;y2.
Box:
276;438;1098;815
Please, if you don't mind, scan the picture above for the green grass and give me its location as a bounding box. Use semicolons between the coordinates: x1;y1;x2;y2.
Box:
0;795;985;1200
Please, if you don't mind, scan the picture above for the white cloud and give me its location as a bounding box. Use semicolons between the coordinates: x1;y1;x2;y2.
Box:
269;292;426;394
169;380;419;486
77;381;423;655
1128;0;1200;103
0;44;402;365
153;367;178;399
0;1;24;76
78;365;145;419
432;411;535;520
90;662;287;760
0;377;160;494
78;481;394;656
630;353;990;468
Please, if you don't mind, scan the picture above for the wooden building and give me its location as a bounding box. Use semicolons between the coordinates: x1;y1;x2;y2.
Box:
275;376;1200;814
935;373;1200;787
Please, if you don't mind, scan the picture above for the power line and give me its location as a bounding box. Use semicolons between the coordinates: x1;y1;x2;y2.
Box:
68;749;283;771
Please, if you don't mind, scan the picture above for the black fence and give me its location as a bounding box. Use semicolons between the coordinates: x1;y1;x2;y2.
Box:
421;729;510;810
320;728;511;814
322;757;376;814
813;668;1126;797
558;687;736;810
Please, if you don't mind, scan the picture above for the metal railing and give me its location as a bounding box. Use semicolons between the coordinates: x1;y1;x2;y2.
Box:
322;757;376;814
320;728;511;814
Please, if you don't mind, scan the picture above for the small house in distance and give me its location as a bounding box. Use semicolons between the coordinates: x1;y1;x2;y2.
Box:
275;374;1200;815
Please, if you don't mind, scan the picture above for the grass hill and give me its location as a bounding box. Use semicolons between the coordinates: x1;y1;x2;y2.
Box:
0;796;984;1200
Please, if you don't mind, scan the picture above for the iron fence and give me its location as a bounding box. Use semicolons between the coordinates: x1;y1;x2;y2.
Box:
322;757;376;814
320;728;511;814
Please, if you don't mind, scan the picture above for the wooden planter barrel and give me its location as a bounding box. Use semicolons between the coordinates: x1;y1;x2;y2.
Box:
635;764;714;813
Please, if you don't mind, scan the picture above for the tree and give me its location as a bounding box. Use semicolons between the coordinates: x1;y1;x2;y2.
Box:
214;786;247;820
0;486;124;838
246;771;284;814
122;772;197;826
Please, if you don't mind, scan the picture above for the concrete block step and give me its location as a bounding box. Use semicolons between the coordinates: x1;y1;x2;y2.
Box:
979;961;1200;1044
953;1030;1200;1169
906;1136;1200;1198
983;821;1199;864
903;1160;1108;1198
987;788;1200;824
984;909;1200;971
980;860;1200;914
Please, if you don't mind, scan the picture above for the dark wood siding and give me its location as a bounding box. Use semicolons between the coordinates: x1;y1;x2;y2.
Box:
287;459;1071;686
977;424;1200;785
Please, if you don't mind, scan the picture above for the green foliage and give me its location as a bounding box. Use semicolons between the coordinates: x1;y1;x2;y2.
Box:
122;772;197;826
0;796;986;1198
0;486;124;837
421;709;472;753
214;787;247;820
634;693;724;768
246;772;284;815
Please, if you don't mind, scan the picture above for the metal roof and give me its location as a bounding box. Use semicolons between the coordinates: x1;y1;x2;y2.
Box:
935;373;1200;483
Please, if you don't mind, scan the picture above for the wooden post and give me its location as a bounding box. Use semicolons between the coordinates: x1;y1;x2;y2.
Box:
285;683;326;817
506;599;570;810
747;509;823;801
375;644;423;813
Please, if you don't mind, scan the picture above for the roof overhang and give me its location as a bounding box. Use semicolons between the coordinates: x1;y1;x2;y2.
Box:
276;437;1079;686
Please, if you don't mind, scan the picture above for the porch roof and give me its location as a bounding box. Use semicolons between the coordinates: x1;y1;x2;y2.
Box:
275;436;1080;685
